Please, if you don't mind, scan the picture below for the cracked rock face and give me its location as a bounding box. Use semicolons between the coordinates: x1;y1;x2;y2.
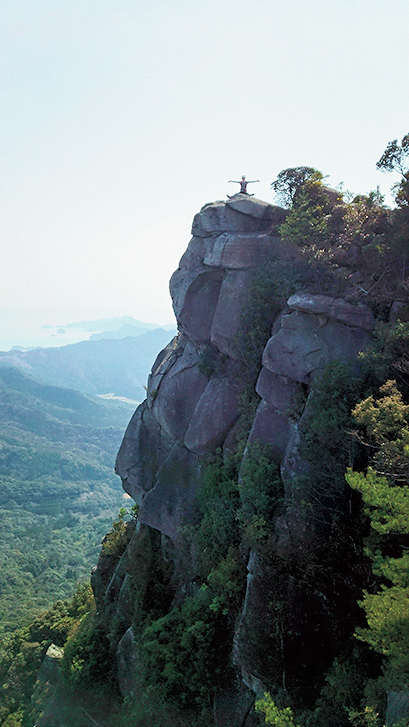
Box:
114;195;376;707
117;196;294;536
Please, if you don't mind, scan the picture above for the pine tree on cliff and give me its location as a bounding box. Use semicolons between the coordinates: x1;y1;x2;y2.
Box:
346;380;409;688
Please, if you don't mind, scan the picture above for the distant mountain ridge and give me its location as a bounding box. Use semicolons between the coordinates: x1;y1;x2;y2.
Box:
0;315;176;352
89;323;156;340
0;327;177;400
59;316;176;332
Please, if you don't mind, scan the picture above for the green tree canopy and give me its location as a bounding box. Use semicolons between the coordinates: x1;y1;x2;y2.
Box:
346;380;409;686
376;133;409;216
377;134;409;176
255;692;300;727
278;171;342;248
270;166;320;208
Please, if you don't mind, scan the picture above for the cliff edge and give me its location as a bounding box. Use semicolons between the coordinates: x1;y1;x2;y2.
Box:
95;194;376;724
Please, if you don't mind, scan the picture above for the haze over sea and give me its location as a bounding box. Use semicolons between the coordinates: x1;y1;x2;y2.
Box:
0;315;176;352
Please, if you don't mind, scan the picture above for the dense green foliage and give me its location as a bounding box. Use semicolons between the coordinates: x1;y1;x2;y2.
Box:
132;446;281;717
234;254;340;443
197;344;227;379
237;443;283;546
346;381;409;694
270;167;319;208
141;584;230;710
0;367;134;633
278;171;341;249
0;583;94;726
376;134;409;177
300;361;362;508
256;692;299;726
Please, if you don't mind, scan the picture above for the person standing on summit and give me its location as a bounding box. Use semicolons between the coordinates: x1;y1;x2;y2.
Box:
228;175;259;195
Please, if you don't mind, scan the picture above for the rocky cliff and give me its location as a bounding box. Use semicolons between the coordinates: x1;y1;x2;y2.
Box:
94;194;377;724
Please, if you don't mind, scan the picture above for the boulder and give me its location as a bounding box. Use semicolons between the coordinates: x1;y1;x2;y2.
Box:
139;443;200;541
147;334;182;402
287;293;375;331
313;315;373;375
210;269;253;357
245;399;295;463
280;425;311;500
280;390;322;502
263;306;373;384
151;339;208;441
233;550;272;689
204;232;280;269
117;627;140;698
169;201;294;347
169;236;215;322
115;401;173;502
191;197;283;238
184;375;243;454
263;313;329;384
226;194;287;226
256;368;300;414
172;268;224;342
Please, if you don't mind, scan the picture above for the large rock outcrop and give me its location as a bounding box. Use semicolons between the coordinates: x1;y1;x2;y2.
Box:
116;195;300;539
111;194;376;722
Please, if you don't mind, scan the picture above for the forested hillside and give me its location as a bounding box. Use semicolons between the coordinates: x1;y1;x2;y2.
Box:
0;366;134;634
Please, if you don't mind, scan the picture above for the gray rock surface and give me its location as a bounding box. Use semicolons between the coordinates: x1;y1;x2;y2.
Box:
115;401;173;502
204;232;281;269
191;196;286;237
184;374;243;454
150;338;208;441
288;292;375;330
117;627;140;698
112;195;378;712
263;312;329;383
210;269;253;357
262;304;373;384
255;368;299;413
138;443;200;541
246;399;295;463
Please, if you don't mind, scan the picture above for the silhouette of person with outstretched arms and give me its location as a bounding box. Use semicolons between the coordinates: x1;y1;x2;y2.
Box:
228;175;259;195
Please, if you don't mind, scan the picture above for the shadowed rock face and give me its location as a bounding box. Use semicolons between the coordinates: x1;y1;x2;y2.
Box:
113;195;376;716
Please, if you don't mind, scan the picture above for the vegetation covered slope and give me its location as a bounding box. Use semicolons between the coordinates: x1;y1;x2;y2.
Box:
0;366;134;634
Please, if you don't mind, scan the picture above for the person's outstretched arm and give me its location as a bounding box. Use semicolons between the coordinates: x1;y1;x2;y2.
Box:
228;180;241;183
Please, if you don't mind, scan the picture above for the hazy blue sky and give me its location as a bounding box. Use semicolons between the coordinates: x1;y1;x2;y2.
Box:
1;0;408;345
